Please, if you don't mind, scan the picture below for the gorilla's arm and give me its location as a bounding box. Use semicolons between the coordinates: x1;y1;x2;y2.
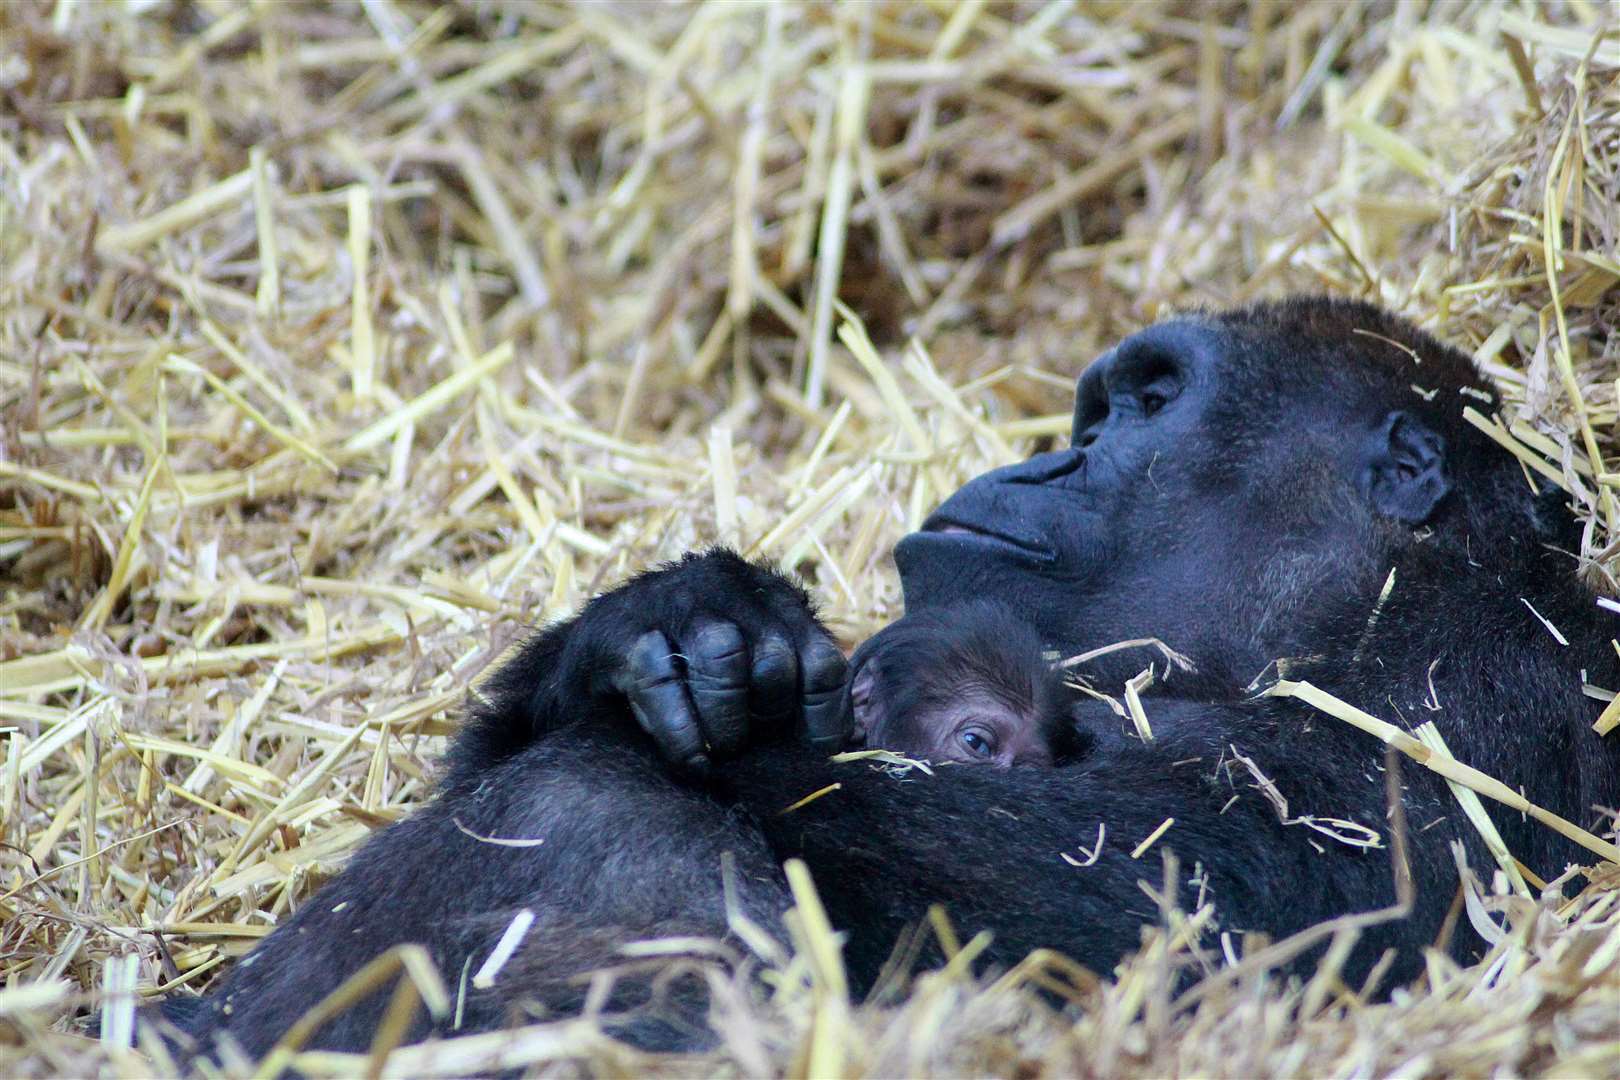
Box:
716;701;1458;991
163;550;845;1059
167;731;792;1060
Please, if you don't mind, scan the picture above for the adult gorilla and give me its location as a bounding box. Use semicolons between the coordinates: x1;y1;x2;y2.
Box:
164;298;1619;1059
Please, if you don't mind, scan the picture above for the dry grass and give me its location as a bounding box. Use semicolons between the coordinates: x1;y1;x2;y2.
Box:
1;2;1617;1076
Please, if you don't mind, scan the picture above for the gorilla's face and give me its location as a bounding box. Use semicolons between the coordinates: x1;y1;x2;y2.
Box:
895;300;1475;687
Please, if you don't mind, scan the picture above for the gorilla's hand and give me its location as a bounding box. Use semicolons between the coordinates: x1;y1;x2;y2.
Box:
464;549;848;779
592;551;849;768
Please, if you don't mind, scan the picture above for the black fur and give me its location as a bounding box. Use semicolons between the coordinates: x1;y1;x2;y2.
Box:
157;298;1620;1064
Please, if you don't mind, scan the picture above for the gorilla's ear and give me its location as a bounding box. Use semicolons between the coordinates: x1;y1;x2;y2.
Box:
846;665;874;744
1359;411;1450;525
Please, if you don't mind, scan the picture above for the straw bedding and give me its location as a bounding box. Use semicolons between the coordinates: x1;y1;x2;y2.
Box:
1;2;1617;1075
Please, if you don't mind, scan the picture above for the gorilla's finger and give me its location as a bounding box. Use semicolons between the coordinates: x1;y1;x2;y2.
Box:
683;620;750;755
799;635;850;751
613;630;708;771
748;626;799;733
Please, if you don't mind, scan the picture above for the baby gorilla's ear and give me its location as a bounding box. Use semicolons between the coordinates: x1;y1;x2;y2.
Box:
1044;707;1092;765
1359;410;1450;525
846;665;877;744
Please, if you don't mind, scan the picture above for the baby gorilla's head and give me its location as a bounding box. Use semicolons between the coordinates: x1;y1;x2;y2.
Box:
845;602;1082;766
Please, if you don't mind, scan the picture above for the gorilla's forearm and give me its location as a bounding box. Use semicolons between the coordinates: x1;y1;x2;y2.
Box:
717;721;1457;991
169;550;856;1059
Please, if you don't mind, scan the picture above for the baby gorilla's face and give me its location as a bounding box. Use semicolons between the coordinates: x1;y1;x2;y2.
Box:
845;603;1077;767
849;669;1056;765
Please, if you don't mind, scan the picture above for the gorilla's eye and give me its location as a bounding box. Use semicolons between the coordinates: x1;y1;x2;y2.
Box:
1113;343;1184;419
1134;373;1181;417
958;727;996;758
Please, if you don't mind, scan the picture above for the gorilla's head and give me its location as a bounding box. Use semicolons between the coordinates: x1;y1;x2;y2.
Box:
845;601;1083;768
895;297;1556;687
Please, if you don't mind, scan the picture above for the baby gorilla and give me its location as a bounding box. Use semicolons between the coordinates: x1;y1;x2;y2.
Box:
845;602;1084;766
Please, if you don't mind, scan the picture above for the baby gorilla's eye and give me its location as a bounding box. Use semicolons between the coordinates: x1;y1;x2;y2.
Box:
957;727;996;758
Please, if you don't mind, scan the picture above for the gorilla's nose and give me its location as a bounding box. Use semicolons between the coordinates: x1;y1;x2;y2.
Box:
1072;320;1224;446
989;448;1085;487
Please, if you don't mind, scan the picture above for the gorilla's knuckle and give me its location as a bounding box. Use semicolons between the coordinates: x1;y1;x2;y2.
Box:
625;632;674;670
801;683;842;707
630;670;684;694
801;640;847;687
749;638;795;679
688;622;747;665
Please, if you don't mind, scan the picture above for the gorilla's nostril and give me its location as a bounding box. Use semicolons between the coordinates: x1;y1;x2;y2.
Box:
1006;450;1085;486
1072;368;1111;446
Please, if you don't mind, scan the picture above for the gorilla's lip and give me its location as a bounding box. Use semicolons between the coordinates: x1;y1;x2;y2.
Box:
911;514;1055;560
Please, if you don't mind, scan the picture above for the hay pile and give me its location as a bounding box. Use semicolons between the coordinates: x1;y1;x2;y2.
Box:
1;2;1617;1075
